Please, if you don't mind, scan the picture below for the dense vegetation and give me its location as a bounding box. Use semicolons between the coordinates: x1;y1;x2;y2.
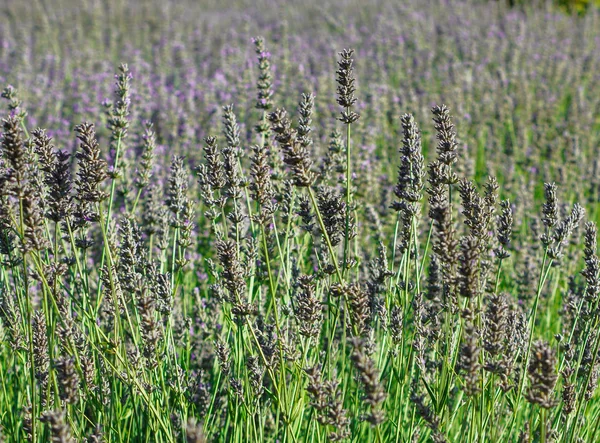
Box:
0;0;599;441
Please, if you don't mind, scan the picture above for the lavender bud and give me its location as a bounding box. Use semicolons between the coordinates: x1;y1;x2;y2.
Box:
525;340;558;409
432;105;458;166
336;49;360;124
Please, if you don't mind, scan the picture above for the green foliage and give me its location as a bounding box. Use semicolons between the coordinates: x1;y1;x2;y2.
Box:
0;1;599;442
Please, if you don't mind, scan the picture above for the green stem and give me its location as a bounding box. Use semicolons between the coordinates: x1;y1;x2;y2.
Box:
342;118;351;277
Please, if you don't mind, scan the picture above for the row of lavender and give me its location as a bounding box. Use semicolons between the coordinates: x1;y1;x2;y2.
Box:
1;0;600;442
1;1;599;186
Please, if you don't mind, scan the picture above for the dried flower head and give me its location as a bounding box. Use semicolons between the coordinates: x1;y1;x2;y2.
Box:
432;105;458;166
32;311;50;398
40;410;75;443
392;113;425;211
456;316;481;397
483;293;509;357
135;121;156;189
202;136;225;191
166;155;190;228
74;122;108;206
495;200;513;259
1;116;28;197
268;108;315;187
293;275;322;338
582;222;600;303
316;186;346;246
542;183;559;229
250;142;276;225
56;356;80;405
336;49;360;124
526;340;558;409
548;203;584;260
216;239;246;300
458;235;480;299
222;105;241;156
253;36;274;111
297;93;315;149
107;63;132;148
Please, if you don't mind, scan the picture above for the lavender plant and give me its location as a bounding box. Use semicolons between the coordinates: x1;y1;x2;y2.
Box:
0;0;599;442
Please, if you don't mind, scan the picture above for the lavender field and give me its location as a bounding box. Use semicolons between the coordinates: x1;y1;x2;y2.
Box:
1;0;600;441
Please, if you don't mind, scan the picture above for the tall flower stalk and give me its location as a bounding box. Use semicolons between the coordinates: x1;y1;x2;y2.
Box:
336;49;359;276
